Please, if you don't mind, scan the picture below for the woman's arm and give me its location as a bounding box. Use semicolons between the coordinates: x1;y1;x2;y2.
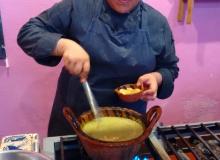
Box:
17;0;73;66
155;19;179;99
137;19;179;100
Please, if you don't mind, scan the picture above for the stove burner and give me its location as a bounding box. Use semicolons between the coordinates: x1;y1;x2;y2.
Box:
54;136;155;160
54;136;91;160
157;121;220;160
133;155;149;160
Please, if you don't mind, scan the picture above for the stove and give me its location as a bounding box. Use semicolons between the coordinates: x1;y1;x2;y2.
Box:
157;121;220;160
43;121;220;160
43;135;158;160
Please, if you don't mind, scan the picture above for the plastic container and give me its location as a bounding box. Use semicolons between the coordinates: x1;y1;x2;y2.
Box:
0;150;51;160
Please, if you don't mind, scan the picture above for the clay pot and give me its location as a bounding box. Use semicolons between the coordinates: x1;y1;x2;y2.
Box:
63;106;161;160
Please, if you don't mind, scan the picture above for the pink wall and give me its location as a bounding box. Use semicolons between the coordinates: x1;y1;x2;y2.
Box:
0;0;220;142
147;0;220;125
0;0;61;140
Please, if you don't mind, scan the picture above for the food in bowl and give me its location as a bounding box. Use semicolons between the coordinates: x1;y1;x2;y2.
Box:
118;87;142;95
115;84;143;102
81;117;144;142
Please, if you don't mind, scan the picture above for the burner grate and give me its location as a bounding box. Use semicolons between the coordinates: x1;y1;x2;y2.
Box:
54;136;91;160
157;122;220;160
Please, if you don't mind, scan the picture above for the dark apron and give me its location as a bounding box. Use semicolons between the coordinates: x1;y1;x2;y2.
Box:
48;1;156;136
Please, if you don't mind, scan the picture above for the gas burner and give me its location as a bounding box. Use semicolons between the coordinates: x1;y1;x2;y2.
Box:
157;121;220;160
54;136;155;160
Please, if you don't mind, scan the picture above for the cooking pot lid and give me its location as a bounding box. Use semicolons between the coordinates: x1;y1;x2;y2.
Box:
0;150;51;160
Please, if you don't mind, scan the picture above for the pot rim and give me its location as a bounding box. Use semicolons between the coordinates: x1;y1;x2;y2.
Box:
79;107;146;146
63;106;162;147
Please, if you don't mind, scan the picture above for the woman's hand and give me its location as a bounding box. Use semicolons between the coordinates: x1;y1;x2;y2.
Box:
136;72;162;101
53;38;90;82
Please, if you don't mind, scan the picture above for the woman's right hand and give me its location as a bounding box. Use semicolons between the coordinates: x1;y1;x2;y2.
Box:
53;38;90;82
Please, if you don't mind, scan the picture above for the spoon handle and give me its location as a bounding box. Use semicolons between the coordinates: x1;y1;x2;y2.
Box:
82;81;99;117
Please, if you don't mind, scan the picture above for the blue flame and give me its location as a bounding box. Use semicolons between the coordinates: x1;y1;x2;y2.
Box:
133;156;140;160
132;155;149;160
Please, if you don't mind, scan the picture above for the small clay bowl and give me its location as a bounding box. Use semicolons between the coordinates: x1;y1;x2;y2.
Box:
115;84;143;102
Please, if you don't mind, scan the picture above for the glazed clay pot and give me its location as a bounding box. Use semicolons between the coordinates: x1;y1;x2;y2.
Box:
63;106;161;160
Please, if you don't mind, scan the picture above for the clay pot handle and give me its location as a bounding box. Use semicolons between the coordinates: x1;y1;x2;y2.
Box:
145;106;162;132
63;107;81;132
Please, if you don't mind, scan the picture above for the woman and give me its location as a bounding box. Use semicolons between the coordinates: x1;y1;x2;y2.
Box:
17;0;179;136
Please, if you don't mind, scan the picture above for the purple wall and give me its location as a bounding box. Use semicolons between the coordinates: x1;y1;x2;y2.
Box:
147;0;220;125
0;0;61;140
0;0;220;141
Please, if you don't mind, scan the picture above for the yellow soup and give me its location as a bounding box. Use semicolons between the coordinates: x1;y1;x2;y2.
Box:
81;117;144;142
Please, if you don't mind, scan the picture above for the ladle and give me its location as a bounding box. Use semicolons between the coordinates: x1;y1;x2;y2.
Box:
82;81;100;118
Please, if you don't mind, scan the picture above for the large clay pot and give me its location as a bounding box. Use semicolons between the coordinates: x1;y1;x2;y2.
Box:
63;106;161;160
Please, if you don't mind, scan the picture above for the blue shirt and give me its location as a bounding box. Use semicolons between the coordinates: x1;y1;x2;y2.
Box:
17;0;179;135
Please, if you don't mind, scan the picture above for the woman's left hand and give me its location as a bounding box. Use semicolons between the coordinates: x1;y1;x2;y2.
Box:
136;72;162;101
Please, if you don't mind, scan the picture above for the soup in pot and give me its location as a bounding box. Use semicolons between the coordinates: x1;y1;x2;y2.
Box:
81;117;144;142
